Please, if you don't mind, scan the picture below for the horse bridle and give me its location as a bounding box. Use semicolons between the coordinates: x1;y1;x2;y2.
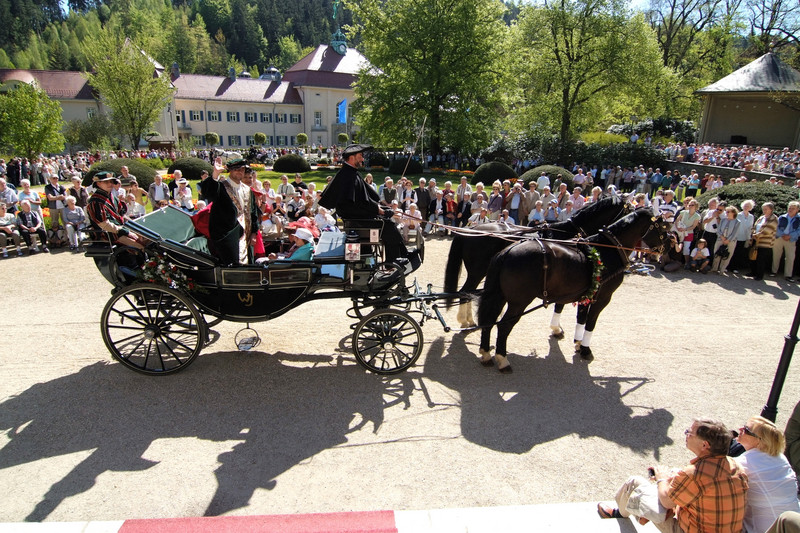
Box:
640;216;670;256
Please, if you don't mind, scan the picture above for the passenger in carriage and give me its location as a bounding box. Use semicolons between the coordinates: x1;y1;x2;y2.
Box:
267;227;315;262
199;158;259;265
319;144;408;265
86;172;145;250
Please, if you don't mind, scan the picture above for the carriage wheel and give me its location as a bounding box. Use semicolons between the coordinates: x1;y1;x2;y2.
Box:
352;309;423;374
101;283;205;375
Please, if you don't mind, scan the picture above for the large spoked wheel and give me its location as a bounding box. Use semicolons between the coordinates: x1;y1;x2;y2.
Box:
101;283;206;375
352;309;423;375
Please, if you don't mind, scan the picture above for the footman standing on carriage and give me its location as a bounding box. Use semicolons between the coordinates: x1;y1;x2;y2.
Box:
87;171;144;250
320;144;408;265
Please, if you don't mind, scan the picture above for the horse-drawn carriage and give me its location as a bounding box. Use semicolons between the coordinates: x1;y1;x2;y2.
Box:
87;205;433;376
88;198;670;377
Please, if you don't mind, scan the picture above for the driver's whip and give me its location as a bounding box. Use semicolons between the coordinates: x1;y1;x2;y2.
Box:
401;116;427;179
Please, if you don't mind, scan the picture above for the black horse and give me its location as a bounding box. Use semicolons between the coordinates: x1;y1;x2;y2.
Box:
444;196;630;327
477;208;670;372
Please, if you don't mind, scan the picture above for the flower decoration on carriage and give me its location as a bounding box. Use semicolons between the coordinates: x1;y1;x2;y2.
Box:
578;247;604;306
139;252;205;293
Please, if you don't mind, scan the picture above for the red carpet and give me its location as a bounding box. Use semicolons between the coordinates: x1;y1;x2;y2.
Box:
118;510;398;533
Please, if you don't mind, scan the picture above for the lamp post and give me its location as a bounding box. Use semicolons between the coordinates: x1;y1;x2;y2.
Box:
761;298;800;422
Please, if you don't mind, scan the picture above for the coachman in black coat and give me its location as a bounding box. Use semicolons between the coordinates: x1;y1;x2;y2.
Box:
320;144;407;263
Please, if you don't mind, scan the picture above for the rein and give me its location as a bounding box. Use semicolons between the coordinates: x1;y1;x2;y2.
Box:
427;217;664;257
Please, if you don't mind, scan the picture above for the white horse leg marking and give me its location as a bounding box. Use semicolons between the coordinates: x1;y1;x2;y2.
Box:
479;348;493;363
574;323;585;343
495;353;510;370
580;330;593;348
550;311;563;335
466;300;477;327
457;302;468;327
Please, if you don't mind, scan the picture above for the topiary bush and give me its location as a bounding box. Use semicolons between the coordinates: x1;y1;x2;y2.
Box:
696;182;799;218
471;160;517;186
521;165;575;190
168;157;213;181
273;153;311;173
83;158;157;189
389;157;423;175
138;157;169;170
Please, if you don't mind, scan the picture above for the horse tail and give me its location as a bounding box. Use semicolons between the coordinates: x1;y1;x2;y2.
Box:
444;235;464;307
477;245;511;329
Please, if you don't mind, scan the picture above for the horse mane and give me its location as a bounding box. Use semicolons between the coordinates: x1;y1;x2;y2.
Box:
569;196;623;226
585;207;655;243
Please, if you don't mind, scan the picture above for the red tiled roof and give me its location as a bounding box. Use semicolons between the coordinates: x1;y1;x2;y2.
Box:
283;44;368;89
0;69;95;99
170;73;303;104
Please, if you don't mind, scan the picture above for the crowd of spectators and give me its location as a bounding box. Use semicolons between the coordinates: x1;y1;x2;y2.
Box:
663;143;800;178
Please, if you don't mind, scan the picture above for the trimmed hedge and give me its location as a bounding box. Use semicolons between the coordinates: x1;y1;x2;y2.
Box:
471;160;517;186
83;158;158;189
521;165;575;190
168;157;213;181
273;153;311;173
389;157;423;175
696;182;800;218
368;151;390;168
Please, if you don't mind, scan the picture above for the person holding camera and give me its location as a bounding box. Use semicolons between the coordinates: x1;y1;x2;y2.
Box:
598;418;748;532
711;206;740;274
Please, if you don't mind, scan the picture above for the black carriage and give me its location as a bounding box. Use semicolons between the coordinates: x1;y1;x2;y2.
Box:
87;205;431;376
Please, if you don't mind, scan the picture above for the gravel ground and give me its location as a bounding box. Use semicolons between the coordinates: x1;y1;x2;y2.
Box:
0;237;799;522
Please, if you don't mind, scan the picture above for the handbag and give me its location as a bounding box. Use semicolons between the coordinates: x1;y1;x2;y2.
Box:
749;246;758;261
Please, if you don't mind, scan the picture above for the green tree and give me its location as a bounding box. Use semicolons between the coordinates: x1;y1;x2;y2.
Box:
269;35;307;72
349;0;509;154
83;34;175;150
511;1;669;140
205;131;220;146
337;132;349;144
296;132;308;146
254;132;267;145
0;83;65;160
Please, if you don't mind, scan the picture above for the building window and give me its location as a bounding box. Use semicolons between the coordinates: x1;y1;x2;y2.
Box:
208;111;221;121
228;135;242;146
276;135;287;146
191;135;207;146
316;136;322;145
190;110;203;121
290;136;296;145
245;112;257;123
276;113;287;124
260;112;272;123
314;111;322;127
246;135;255;146
268;136;274;146
87;107;96;119
227;111;240;122
290;113;301;124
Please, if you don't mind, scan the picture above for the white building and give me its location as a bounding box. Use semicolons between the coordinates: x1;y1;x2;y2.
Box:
0;43;366;150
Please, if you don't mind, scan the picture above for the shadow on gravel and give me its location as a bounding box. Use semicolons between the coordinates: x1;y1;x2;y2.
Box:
0;352;419;521
423;333;674;456
650;269;799;300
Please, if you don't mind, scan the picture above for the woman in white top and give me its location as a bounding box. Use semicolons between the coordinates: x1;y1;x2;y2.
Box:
737;415;800;533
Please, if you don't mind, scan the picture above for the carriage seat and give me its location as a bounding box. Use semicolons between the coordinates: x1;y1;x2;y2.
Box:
342;219;383;244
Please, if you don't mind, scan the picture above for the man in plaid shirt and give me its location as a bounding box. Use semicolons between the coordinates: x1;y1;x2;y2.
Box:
600;418;748;532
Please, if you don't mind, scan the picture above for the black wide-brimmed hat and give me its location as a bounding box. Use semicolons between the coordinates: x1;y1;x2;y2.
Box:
226;157;251;171
341;144;373;158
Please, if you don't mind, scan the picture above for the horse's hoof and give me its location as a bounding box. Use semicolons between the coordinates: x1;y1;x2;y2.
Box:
480;359;495;367
579;346;594;361
550;327;565;340
498;365;513;374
